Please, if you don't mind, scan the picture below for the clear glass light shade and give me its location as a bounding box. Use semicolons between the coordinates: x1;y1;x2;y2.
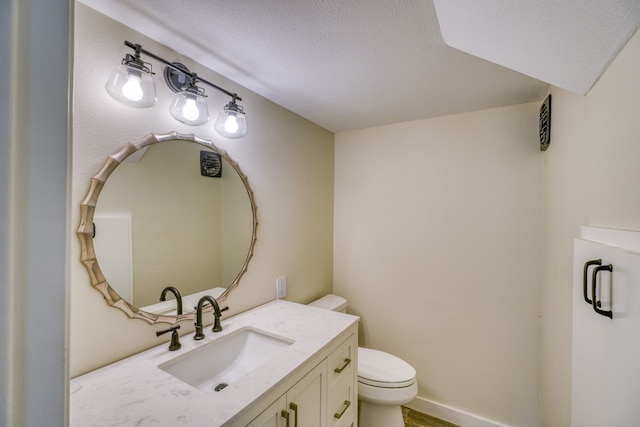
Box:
168;91;209;126
105;65;157;108
214;107;248;139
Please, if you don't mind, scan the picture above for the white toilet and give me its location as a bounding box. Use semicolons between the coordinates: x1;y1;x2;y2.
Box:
309;294;418;427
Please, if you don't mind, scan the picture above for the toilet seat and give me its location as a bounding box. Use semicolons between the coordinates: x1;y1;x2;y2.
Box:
358;347;416;388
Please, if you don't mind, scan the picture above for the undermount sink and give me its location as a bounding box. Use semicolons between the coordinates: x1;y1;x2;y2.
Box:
158;327;294;394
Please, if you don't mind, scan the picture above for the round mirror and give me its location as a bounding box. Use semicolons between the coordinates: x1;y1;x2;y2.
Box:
78;132;257;324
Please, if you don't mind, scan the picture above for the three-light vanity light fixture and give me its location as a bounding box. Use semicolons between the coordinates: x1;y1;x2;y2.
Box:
105;40;248;139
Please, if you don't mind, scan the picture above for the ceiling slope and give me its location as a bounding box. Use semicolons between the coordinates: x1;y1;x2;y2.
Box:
433;0;640;95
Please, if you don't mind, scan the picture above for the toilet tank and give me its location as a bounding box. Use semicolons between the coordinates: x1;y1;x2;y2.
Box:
308;294;347;313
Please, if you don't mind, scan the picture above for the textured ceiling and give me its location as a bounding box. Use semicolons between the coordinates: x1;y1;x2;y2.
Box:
433;0;640;95
78;0;638;133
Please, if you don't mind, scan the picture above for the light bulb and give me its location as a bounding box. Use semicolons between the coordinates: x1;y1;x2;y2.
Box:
224;114;239;134
214;102;247;139
169;90;208;126
181;96;200;121
105;65;157;108
121;74;143;101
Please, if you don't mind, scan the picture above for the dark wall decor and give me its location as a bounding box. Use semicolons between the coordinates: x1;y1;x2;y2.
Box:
539;94;551;151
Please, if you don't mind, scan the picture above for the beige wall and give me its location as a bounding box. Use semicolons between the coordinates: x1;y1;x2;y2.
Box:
71;4;334;377
540;30;640;426
334;103;543;426
334;28;640;427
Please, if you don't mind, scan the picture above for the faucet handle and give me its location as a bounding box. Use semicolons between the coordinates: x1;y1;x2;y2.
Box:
156;324;182;351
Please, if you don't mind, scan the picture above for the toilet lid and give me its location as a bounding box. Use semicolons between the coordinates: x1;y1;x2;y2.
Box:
358;347;416;388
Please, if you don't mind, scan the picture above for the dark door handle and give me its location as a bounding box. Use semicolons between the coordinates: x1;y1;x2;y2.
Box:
592;264;613;318
583;259;601;304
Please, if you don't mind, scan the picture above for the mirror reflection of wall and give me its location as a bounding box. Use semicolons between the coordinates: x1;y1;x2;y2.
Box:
93;140;252;309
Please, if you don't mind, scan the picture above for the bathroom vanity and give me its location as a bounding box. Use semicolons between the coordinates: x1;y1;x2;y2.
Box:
70;300;358;426
73;134;356;425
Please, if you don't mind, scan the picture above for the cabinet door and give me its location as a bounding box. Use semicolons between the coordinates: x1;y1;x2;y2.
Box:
328;384;355;427
246;395;287;427
327;334;356;390
327;334;357;427
286;360;327;427
572;237;640;426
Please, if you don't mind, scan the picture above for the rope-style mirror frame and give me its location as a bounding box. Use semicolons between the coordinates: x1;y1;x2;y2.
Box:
77;132;258;324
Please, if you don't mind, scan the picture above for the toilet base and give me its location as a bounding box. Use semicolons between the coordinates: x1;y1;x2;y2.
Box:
358;400;405;427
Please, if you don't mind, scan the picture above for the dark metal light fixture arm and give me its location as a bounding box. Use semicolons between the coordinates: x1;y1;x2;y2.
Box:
123;40;242;101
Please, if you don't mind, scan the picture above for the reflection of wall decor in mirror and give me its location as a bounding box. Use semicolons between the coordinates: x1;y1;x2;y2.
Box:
200;151;222;178
78;132;258;324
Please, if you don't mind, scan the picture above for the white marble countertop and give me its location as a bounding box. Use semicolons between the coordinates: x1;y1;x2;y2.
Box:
70;300;359;426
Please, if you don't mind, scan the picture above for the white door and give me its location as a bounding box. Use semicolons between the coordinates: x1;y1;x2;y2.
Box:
572;230;640;426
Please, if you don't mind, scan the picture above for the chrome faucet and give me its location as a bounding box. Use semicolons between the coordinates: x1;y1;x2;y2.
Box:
159;286;183;315
194;296;229;340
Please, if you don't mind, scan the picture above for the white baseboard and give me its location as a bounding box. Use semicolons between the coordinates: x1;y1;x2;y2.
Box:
406;396;509;427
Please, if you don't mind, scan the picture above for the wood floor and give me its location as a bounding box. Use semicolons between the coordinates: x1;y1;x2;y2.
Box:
402;406;460;427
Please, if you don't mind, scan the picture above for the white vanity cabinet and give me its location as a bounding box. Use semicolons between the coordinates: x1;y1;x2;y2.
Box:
70;301;359;427
238;332;357;427
246;360;327;427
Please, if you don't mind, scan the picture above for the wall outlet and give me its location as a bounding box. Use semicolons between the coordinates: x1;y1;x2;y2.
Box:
276;275;287;299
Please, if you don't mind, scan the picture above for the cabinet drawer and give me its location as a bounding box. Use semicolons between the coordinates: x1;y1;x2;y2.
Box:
328;334;356;390
328;382;355;427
